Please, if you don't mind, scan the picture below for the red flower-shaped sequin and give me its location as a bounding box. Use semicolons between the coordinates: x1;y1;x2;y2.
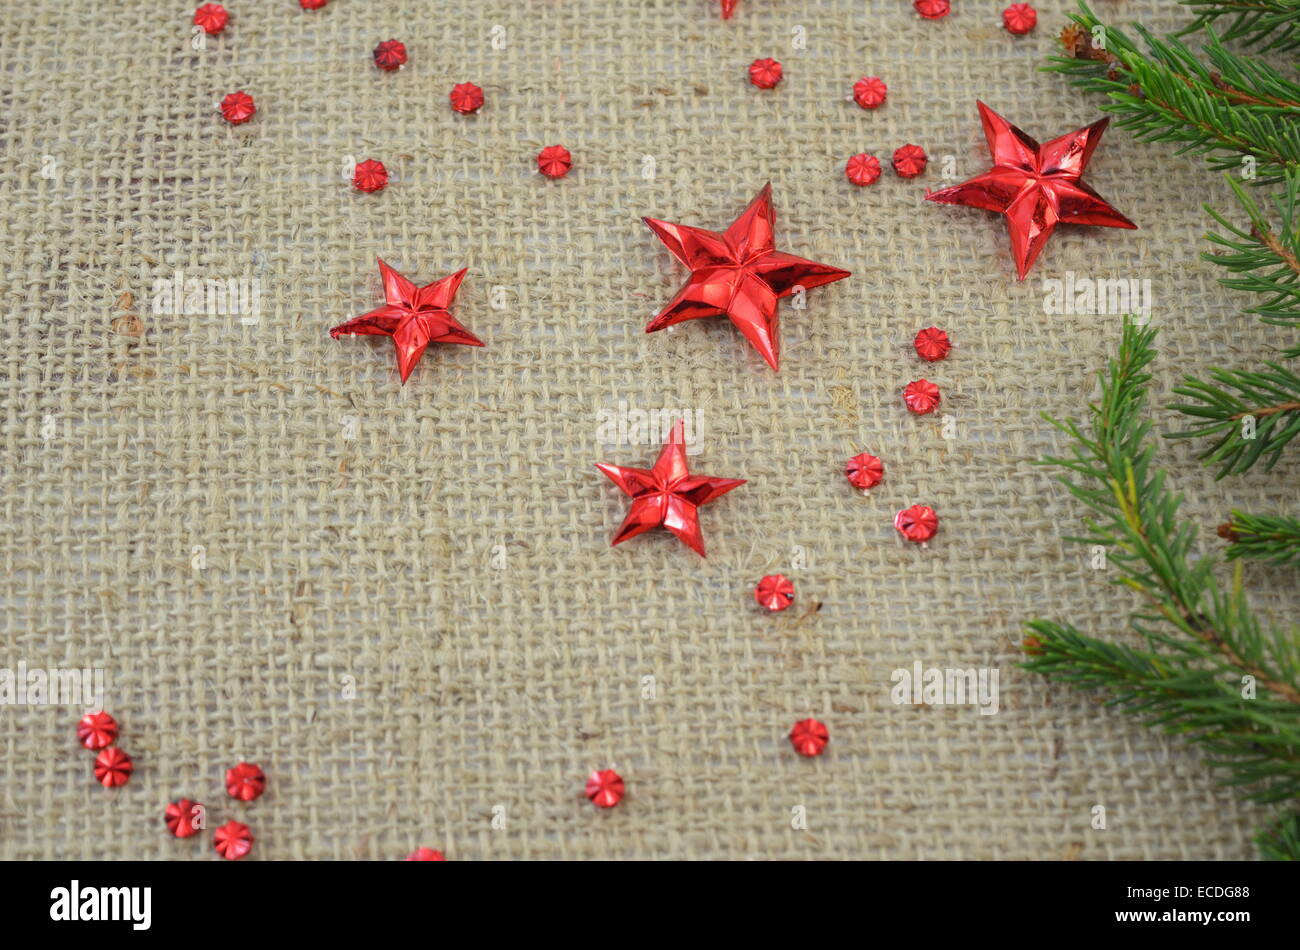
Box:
373;39;407;71
165;799;204;838
852;76;887;109
845;453;884;490
895;505;939;542
914;327;951;362
915;0;950;18
77;711;119;750
585;769;625;808
193;3;228;34
299;0;327;9
352;158;388;193
789;718;829;757
94;747;133;788
892;144;928;178
214;820;253;860
1003;3;1037;34
845;153;881;187
754;574;795;612
748;58;782;89
225;762;266;802
449;82;484;114
537;145;573;179
219;91;256;125
903;379;941;414
406;847;446;861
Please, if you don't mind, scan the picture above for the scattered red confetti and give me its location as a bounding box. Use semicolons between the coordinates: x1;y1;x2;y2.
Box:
720;0;739;17
585;769;625;808
537;144;573;179
331;258;482;384
845;452;884;490
1003;3;1037;34
926;102;1135;280
903;379;941;414
913;326;951;362
449;82;484;114
77;711;119;750
219;91;256;125
373;39;408;71
895;505;939;542
597;419;744;557
754;574;795;612
789;718;829;757
914;0;951;18
193;3;228;34
225;762;266;802
352;158;389;193
845;153;882;187
892;144;928;178
406;847;446;861
214;820;253;860
748;58;782;89
299;0;328;9
93;747;133;788
852;76;887;109
164;799;204;838
643;184;849;370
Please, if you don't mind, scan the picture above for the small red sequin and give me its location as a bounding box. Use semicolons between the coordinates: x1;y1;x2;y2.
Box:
219;91;256;125
94;747;133;788
895;505;939;542
165;799;204;838
193;3;228;34
914;326;951;362
754;574;795;612
225;762;266;802
845;153;881;187
299;0;327;9
373;39;407;71
748;58;782;89
352;158;388;193
852;76;887;109
789;718;829;757
1003;3;1037;34
915;0;951;18
537;145;573;179
214;820;253;860
77;711;119;750
845;452;884;490
892;144;928;178
449;82;484;114
585;769;624;808
903;379;941;414
406;847;446;861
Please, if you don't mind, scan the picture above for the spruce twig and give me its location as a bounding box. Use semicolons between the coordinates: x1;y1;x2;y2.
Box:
1220;510;1300;566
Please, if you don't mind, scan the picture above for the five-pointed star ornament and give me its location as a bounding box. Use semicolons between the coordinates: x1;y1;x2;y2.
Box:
596;419;746;557
330;258;484;383
925;101;1136;280
720;0;739;17
642;183;850;370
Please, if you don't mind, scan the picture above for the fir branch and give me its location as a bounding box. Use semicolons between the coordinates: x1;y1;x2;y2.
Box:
1024;319;1300;853
1179;0;1300;53
1220;510;1300;566
1167;361;1300;475
1258;811;1300;860
1047;4;1300;183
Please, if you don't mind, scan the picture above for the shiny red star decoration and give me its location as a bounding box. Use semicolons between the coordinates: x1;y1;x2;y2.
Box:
596;419;745;557
643;184;849;370
926;102;1136;279
331;259;483;383
720;0;739;17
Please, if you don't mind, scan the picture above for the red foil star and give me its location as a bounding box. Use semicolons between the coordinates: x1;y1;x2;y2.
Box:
926;102;1136;279
643;184;849;370
331;258;483;383
596;419;745;557
720;0;739;17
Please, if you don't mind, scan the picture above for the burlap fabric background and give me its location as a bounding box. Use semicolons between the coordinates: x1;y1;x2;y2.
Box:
2;0;1295;860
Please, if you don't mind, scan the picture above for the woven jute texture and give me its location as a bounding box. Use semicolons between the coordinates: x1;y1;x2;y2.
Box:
2;0;1295;860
